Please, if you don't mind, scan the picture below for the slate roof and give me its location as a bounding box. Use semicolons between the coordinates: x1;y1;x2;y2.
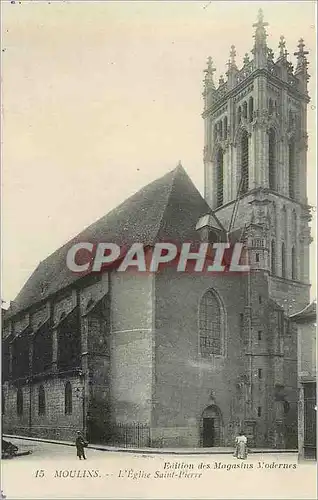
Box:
6;165;215;318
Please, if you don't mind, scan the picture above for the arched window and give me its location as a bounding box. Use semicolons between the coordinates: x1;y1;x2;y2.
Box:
288;110;293;129
238;106;242;124
65;381;72;415
199;289;224;357
38;385;45;415
214;124;217;140
292;246;297;280
240;130;249;194
249;97;254;122
243;101;248;120
224;116;228;140
271;240;276;275
269;98;274;115
281;243;286;278
216;148;224;207
17;388;23;416
289;142;296;199
268;128;277;190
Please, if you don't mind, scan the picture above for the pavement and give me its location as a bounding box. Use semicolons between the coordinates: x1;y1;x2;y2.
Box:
2;437;316;500
3;433;296;455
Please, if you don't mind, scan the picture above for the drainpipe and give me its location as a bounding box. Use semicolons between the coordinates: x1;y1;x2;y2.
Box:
28;331;33;436
29;379;32;435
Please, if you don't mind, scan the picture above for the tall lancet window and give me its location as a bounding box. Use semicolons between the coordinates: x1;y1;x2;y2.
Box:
281;243;286;278
240;130;249;194
243;101;248;120
199;289;224;357
219;121;223;140
269;98;274;115
292;246;297;280
214;124;217;141
249;97;254;122
238;106;242;124
271;240;276;275
224;116;228;140
292;211;297;240
216;148;224;207
289;142;296;199
268;129;277;190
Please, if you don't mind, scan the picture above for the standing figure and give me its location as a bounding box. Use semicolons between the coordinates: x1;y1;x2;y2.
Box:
234;431;248;459
75;431;87;460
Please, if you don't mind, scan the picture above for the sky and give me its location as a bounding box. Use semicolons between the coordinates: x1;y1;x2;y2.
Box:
1;0;317;304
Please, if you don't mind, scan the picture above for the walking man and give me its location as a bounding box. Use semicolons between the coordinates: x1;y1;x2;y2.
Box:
75;431;87;460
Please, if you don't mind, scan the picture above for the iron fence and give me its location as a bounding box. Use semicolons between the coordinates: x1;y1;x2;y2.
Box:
105;422;150;448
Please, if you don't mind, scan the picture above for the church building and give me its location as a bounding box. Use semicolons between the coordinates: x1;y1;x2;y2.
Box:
2;11;312;449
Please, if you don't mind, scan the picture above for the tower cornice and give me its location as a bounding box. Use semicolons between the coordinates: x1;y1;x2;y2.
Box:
202;68;310;119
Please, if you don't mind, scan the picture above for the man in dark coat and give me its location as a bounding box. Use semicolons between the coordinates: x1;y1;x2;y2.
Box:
75;431;87;460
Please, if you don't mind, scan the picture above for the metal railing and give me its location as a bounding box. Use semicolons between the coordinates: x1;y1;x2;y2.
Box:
105;422;151;448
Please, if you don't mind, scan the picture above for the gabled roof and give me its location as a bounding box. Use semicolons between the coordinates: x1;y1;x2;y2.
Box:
7;165;213;318
290;300;317;323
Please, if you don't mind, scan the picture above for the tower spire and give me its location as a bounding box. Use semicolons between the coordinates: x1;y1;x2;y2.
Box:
278;35;287;59
229;45;237;67
252;9;269;68
204;56;216;89
253;9;268;47
294;38;309;74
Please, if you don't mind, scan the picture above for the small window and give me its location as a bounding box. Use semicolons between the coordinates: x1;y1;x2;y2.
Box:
258;295;262;304
258;330;262;341
258;369;262;379
284;401;290;414
256;253;260;263
17;388;23;416
257;406;262;417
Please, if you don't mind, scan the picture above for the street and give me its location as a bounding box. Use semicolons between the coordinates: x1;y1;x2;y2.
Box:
1;438;316;499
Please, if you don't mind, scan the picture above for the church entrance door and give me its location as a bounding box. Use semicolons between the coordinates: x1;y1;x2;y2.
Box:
202;405;222;447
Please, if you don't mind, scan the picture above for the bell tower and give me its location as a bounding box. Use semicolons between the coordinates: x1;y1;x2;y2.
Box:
202;9;312;313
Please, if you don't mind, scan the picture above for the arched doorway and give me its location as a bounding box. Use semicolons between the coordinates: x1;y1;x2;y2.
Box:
201;405;222;447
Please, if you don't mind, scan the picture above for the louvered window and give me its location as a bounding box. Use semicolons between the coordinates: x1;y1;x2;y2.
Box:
241;131;249;194
216;148;224;207
268;129;277;190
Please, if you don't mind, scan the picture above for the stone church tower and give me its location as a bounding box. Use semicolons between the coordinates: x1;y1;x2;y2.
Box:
202;9;312;315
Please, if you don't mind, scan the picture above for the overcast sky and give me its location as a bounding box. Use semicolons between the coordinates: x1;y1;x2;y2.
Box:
2;0;317;304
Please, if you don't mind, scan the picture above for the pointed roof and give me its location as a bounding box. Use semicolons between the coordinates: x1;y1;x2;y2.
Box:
7;166;212;317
